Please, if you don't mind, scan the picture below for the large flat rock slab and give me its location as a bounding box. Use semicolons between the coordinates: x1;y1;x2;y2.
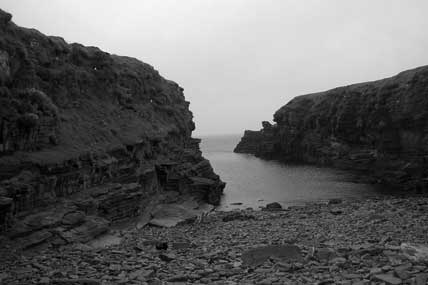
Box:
149;204;198;228
242;245;303;267
149;200;214;228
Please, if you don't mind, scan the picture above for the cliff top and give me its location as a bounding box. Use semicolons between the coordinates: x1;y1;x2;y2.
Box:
0;9;194;165
274;65;428;124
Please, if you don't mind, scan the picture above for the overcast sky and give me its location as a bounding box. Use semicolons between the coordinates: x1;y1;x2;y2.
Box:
2;1;428;135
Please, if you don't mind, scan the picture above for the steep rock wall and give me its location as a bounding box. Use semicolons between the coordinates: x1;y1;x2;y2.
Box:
235;65;428;191
0;9;224;238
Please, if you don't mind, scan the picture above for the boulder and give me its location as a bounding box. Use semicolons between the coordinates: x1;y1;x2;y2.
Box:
0;9;12;26
18;230;52;249
155;241;168;250
328;198;342;205
262;202;283;211
401;243;428;263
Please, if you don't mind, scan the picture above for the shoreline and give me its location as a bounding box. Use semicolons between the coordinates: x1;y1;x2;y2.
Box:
2;195;428;284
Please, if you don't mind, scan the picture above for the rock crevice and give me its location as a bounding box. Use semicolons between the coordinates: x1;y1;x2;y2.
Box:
0;9;225;240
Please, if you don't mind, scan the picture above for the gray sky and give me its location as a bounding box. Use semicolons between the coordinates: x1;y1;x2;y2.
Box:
2;1;428;135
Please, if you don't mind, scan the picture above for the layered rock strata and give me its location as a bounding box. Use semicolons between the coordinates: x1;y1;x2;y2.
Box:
235;66;428;190
0;9;224;245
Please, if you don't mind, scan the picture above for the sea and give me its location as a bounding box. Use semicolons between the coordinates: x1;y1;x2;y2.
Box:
200;134;395;210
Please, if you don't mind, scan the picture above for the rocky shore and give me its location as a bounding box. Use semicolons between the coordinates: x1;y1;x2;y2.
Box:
1;195;428;284
235;65;428;192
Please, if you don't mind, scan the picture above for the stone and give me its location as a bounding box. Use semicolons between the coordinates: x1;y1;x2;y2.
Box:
155;241;168;250
330;208;343;215
0;273;9;282
372;274;402;284
329;257;347;265
341;273;361;279
264;202;283;211
172;242;192;250
401;243;428;263
415;273;428;285
159;253;175;262
352;281;370;285
258;278;274;285
394;269;410;280
24;211;64;230
39;277;50;284
87;233;122;248
149;204;198;228
51;278;100;284
167;275;188;282
109;264;121;271
328;199;342;205
62;212;86;226
59;216;109;243
394;263;412;272
129;269;153;280
318;280;334;285
0;196;13;208
242;245;303;267
18;230;53;249
370;268;383;275
222;211;255;222
315;248;337;261
413;265;427;271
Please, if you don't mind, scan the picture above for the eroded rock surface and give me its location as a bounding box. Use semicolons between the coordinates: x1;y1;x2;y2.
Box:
235;66;428;191
0;9;224;246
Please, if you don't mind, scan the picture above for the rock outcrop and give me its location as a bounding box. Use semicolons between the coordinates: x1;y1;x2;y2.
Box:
235;65;428;191
0;9;224;244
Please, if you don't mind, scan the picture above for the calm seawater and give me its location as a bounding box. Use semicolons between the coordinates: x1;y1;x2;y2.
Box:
200;134;392;210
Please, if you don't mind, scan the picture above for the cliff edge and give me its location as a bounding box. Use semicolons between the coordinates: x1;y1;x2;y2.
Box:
0;9;224;245
235;65;428;191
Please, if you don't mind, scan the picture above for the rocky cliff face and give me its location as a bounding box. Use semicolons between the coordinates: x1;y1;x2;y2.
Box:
0;9;224;244
235;65;428;191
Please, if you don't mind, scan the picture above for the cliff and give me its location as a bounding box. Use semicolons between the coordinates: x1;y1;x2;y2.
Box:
0;9;224;245
235;65;428;191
